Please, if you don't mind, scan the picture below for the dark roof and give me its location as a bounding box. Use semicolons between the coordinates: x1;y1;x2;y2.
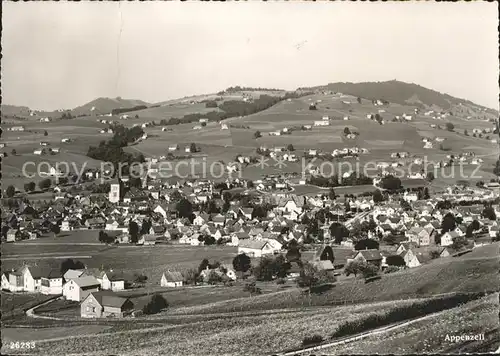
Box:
73;276;100;288
27;267;63;279
105;272;125;281
357;249;383;261
90;291;132;308
162;271;184;282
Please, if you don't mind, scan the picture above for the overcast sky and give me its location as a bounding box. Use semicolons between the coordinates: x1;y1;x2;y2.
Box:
3;2;498;110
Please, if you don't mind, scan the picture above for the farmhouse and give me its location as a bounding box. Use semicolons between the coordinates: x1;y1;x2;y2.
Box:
440;231;459;246
238;240;278;257
63;269;85;281
40;270;64;295
137;234;156;245
399;249;421;268
314;120;329;126
99;272;125;291
352;249;383;269
81;291;134;318
160;271;184;288
2;270;24;292
168;144;179;152
10;126;25;131
33;148;46;155
63;276;101;302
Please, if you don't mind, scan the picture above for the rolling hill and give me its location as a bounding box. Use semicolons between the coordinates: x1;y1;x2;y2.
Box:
70;97;151;116
0;104;32;117
299;80;498;113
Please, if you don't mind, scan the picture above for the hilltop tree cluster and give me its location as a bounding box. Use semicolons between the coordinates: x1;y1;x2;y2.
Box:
87;124;145;174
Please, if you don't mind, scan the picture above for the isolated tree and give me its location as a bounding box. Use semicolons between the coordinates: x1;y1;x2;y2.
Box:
183;268;200;285
328;188;336;200
380;175;402;190
386;255;405;267
140;219;152;235
143;294;168;315
357;97;362;104
319;245;335;265
373;190;384;203
445;123;455;131
232;253;252;273
176;198;193;219
128;221;139;243
441;213;457;233
422;187;430;199
243;281;262;296
285;241;302;262
11;149;16;156
98;230;114;244
287;144;295;152
254;131;262;139
6;185;16;198
43;130;48;136
344;260;366;277
464;129;469;136
482;205;496;220
360;263;379;279
207;270;223;285
296;262;320;294
465;224;474;238
330;223;350;244
51;224;61;238
343;127;351;136
189;143;198;153
198;258;211;274
253;256;277;281
60;258;85;274
354;239;379;250
426;172;435;182
451;236;468;251
38;178;52;191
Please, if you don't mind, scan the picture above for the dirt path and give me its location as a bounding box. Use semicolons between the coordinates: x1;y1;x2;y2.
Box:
26;296;63;321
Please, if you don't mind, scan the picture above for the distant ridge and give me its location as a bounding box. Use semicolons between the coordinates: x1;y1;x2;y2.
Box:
71;97;150;116
298;80;497;112
1;104;32;116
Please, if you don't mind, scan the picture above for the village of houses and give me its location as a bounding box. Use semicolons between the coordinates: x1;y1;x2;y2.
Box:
2;165;499;320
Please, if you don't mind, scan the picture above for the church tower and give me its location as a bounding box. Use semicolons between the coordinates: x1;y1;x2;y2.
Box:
108;178;121;203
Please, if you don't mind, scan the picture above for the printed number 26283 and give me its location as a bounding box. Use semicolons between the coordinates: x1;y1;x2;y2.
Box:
10;342;36;349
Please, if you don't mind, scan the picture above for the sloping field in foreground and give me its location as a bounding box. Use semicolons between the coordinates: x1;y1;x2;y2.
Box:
317;293;499;355
6;299;432;355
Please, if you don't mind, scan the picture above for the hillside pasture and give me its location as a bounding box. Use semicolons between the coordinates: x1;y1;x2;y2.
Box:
319;293;499;355
23;298;429;356
166;253;499;315
119;102;223;122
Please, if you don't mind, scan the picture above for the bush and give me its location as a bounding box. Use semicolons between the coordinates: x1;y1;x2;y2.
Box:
142;294;168;315
384;266;400;274
302;334;324;347
205;100;218;108
243;282;262;296
38;178;52;191
6;185;16;198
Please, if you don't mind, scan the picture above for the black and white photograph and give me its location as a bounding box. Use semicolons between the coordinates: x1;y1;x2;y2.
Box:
1;1;499;355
